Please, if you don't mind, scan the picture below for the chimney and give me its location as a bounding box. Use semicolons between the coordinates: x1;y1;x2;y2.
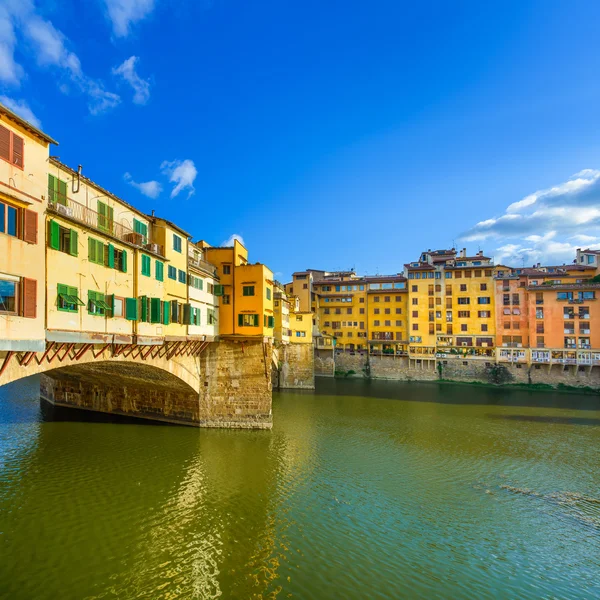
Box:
477;250;483;257
460;248;466;258
151;209;155;217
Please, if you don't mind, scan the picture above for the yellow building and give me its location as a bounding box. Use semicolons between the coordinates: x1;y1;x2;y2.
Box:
0;102;57;352
187;243;220;340
200;238;274;339
147;216;190;339
46;159;165;343
274;288;291;344
406;249;496;358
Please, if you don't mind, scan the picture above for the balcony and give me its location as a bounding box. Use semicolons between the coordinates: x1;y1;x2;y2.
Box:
371;332;394;341
188;255;218;277
48;194;164;256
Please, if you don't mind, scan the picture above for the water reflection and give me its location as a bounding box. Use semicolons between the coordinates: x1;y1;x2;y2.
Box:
0;377;599;599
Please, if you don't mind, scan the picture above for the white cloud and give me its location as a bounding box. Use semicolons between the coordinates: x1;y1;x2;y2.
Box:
0;96;41;128
160;159;197;199
0;0;120;114
461;168;600;266
221;234;245;247
104;0;155;37
124;172;162;198
112;56;150;104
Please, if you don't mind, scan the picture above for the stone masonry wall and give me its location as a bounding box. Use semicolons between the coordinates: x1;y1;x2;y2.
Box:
314;349;335;377
278;343;315;389
197;339;273;429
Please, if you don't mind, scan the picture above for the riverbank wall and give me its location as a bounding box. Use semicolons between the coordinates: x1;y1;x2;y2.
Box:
275;343;315;389
330;352;600;391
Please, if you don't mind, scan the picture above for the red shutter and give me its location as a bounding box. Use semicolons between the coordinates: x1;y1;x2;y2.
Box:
22;278;37;319
23;209;38;244
12;134;23;167
0;125;9;162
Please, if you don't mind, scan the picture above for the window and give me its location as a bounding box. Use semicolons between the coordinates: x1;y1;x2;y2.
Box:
384;308;390;315
303;283;308;289
481;324;488;332
411;285;418;292
412;310;418;318
445;272;452;279
208;309;217;325
384;320;391;326
458;297;470;304
238;313;259;327
458;311;470;318
173;234;182;253
0;124;24;168
155;261;164;281
477;297;490;304
223;265;231;275
374;308;380;315
359;307;365;314
133;218;148;244
347;308;352;314
395;308;402;314
460;284;467;291
113;296;125;318
48;174;67;206
412;324;418;331
114;249;127;272
88;291;110;316
88;237;105;265
266;287;271;300
374;296;380;302
97;201;113;232
178;270;186;284
480;283;487;291
359;298;365;303
49;221;78;256
243;285;255;296
166;265;176;280
0;278;18;314
57;284;84;312
374;320;380;326
384;296;391;302
296;315;303;321
478;311;490;318
412;298;418;305
141;254;151;276
222;294;230;304
335;308;341;315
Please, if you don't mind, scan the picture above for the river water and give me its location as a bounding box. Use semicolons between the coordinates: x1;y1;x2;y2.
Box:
1;376;599;599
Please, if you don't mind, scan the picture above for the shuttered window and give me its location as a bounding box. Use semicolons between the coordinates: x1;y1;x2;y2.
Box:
139;296;149;322
125;297;138;321
23;209;37;244
150;298;161;323
238;314;258;327
48;174;68;206
178;269;186;284
22;278;37;319
162;301;170;325
242;286;255;296
155;261;164;281
97;201;113;232
0;124;24;168
168;265;177;280
88;237;104;265
267;316;274;328
141;254;151;276
88;291;110;316
133;218;148;244
57;284;84;312
214;284;224;296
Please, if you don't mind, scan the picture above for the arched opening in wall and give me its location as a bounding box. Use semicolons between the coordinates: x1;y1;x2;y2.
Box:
40;362;200;426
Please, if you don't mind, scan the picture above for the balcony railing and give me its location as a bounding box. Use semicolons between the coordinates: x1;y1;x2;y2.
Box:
188;256;218;276
48;194;164;256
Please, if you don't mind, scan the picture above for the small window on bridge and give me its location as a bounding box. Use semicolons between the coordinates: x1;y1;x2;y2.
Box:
57;284;84;312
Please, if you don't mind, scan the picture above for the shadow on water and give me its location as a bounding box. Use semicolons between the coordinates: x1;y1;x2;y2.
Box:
0;376;180;427
315;376;600;411
486;413;600;425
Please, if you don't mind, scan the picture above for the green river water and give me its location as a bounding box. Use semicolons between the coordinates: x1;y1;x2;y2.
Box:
1;376;599;599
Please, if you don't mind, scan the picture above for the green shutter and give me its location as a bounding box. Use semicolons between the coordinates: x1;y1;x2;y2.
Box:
238;314;244;327
69;229;78;256
98;201;106;230
108;206;114;229
150;298;161;323
107;243;115;268
121;250;127;273
162;301;170;325
140;296;148;322
142;255;151;276
87;290;94;313
58;180;67;206
214;284;224;296
57;283;67;305
155;261;164;281
107;294;115;317
88;237;94;262
48;174;56;202
49;220;59;250
125;297;138;321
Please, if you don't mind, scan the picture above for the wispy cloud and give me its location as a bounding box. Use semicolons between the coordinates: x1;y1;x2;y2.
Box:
112;56;150;104
461;169;600;266
104;0;156;38
0;96;41;128
0;0;120;114
124;172;162;198
221;234;245;247
160;159;197;199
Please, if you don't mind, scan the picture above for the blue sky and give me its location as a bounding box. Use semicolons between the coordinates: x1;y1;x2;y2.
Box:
2;1;600;281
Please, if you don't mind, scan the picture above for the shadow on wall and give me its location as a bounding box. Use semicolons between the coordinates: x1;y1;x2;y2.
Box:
315;376;600;411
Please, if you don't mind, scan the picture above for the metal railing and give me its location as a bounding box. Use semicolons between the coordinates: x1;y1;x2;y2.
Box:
47;194;164;256
188;256;218;276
